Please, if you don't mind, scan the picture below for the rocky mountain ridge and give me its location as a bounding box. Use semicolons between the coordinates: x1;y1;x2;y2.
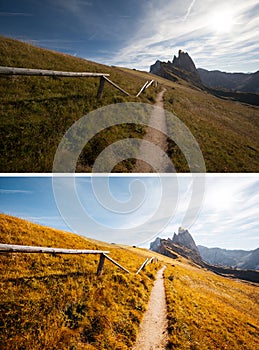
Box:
198;68;259;93
150;229;259;273
150;227;204;266
150;49;202;86
198;245;259;270
150;50;259;95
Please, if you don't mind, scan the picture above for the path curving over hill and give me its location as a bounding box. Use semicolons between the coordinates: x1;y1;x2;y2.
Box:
132;266;168;350
133;88;172;172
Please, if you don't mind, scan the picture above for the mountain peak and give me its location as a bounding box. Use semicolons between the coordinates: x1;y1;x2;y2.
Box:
150;228;203;265
150;50;201;86
172;50;197;73
172;227;199;253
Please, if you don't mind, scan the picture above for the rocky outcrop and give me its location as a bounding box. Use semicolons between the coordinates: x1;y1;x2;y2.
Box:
150;237;161;251
150;50;202;86
172;50;197;74
150;228;204;266
150;51;259;102
150;60;162;75
150;230;259;283
172;227;199;252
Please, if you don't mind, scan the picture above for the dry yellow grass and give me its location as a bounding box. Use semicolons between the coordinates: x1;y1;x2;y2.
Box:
164;261;259;349
0;214;160;349
1;213;258;349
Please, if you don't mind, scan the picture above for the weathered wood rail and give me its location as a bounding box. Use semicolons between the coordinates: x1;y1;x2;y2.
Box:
0;66;130;99
0;66;109;78
136;79;156;97
0;243;128;276
136;256;157;274
0;244;158;276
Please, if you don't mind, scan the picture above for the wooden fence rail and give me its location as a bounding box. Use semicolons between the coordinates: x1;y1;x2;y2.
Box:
0;66;109;78
0;243;109;255
103;253;130;274
0;243;128;276
0;244;158;276
0;66;130;99
136;79;155;97
136;256;157;274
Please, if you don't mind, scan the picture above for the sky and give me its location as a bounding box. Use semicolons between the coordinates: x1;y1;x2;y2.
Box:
0;175;258;250
0;0;258;72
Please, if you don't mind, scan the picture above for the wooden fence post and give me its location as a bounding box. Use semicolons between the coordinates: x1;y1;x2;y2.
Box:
97;76;105;99
97;253;106;276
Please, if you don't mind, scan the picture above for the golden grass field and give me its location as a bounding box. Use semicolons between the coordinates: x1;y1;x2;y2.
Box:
0;213;258;349
0;214;161;349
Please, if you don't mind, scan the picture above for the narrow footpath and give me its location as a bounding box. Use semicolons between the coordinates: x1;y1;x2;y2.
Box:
132;266;169;350
134;88;171;172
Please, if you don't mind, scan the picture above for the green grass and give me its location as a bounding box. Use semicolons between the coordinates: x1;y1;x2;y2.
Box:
1;36;259;172
0;36;158;172
0;214;161;349
120;67;259;172
164;85;259;172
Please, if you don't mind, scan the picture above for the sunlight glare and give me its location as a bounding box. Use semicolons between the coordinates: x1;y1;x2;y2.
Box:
207;186;238;211
210;8;235;33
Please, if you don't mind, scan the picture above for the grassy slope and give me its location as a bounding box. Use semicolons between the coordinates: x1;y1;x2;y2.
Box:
1;214;258;349
164;262;259;349
0;36;157;172
1;37;259;172
120;67;259;172
0;214;160;349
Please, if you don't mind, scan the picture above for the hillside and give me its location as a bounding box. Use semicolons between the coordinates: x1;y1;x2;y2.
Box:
0;213;161;349
149;52;259;172
1;37;259;172
1;214;259;349
0;36;157;173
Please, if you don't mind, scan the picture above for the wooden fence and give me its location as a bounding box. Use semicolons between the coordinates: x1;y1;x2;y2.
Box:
0;66;157;98
136;79;156;97
0;243;157;276
0;243;126;276
0;66;130;99
136;256;157;274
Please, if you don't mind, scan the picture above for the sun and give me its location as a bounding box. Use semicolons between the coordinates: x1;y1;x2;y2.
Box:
207;186;238;211
209;8;235;33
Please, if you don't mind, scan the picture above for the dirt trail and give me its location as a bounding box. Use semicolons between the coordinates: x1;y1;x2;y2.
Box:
134;88;172;172
132;266;168;350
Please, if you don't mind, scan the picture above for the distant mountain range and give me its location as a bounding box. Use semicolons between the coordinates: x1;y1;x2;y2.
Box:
197;68;259;94
150;50;259;105
198;245;259;270
150;228;259;282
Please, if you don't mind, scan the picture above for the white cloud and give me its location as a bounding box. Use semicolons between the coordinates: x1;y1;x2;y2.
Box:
184;0;197;21
0;12;33;16
107;0;259;72
1;176;258;250
0;189;32;194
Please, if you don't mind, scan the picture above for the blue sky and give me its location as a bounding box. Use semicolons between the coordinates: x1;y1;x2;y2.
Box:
0;0;258;72
0;175;258;250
